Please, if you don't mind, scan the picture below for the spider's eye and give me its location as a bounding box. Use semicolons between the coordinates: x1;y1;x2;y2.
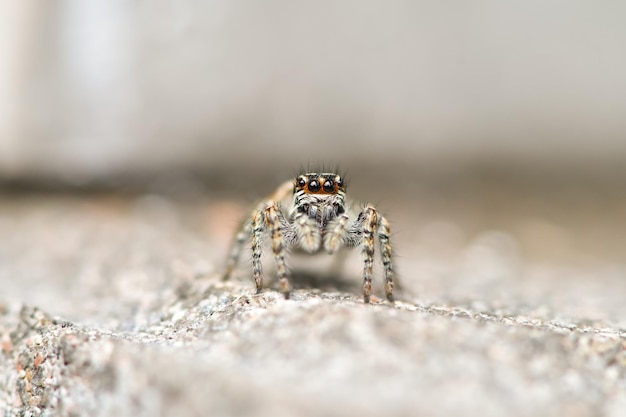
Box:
323;179;334;193
336;177;344;188
297;177;306;187
308;179;321;192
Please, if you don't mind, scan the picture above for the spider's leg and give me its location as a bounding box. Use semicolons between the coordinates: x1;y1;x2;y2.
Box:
378;215;394;302
223;219;251;281
265;203;292;299
345;206;378;303
251;209;265;293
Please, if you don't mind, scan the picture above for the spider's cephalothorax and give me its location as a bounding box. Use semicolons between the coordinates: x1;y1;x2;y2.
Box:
223;171;394;303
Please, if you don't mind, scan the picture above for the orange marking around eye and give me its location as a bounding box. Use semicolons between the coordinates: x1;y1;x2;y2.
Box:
298;174;345;194
303;178;320;194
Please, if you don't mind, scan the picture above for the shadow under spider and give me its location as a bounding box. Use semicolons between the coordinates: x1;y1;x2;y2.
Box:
268;269;361;294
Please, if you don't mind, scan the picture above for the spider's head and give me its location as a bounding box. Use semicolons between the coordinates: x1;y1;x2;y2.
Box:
294;173;346;195
293;172;347;222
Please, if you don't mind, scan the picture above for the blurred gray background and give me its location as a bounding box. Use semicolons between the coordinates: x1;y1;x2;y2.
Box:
2;0;626;186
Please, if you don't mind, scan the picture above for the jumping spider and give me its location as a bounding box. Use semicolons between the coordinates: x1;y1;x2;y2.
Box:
223;171;394;303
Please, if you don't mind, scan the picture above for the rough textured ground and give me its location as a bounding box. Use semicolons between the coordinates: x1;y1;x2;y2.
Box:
1;189;625;417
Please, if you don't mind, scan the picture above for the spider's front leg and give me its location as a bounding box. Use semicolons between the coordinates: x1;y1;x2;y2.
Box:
252;203;293;298
378;215;394;302
348;206;395;303
251;209;266;293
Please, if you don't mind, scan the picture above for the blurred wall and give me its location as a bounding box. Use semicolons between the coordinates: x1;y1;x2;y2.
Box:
2;1;626;184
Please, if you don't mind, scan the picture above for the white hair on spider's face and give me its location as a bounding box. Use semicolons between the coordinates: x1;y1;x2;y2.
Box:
290;172;347;229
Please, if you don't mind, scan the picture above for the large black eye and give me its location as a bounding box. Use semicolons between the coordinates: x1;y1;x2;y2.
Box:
323;179;334;193
308;179;321;192
297;177;306;187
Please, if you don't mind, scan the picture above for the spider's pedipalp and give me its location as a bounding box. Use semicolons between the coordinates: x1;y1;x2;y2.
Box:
293;211;321;253
324;212;350;254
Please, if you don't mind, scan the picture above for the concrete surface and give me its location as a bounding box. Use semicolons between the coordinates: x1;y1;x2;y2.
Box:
0;186;625;417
